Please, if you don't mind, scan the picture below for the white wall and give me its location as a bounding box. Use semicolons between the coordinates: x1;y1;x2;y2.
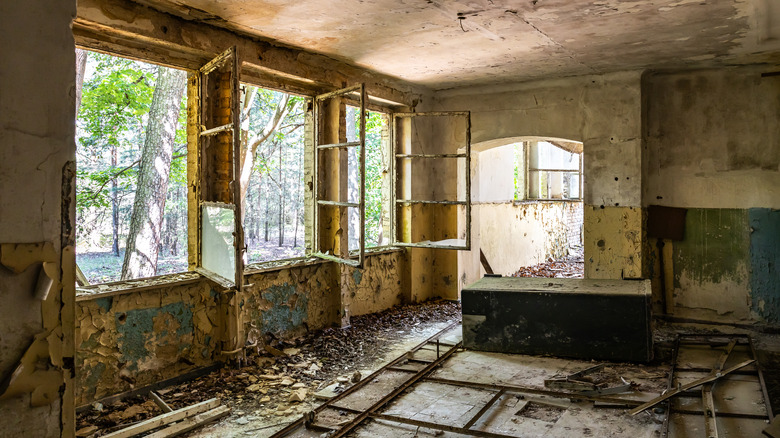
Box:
0;1;76;436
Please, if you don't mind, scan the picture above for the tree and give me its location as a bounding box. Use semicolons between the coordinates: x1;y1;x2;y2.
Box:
121;66;186;279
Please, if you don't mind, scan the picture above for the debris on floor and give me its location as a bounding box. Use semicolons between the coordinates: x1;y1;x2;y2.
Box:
75;300;460;437
512;246;584;278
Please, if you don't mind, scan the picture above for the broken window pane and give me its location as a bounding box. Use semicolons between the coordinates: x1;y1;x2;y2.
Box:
201;204;236;282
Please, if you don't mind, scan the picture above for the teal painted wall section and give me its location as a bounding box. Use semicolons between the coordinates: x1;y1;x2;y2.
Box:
116;302;194;371
750;208;780;323
260;283;309;335
673;209;750;288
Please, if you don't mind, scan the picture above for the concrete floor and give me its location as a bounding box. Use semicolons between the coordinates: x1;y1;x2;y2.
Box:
187;323;774;437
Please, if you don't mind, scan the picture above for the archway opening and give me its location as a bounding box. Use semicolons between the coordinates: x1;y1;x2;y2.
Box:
468;137;584;282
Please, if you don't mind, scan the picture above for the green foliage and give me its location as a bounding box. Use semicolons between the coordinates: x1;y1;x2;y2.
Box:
76;50;188;282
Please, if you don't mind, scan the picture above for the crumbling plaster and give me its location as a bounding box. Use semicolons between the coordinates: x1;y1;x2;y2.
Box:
644;66;780;323
0;0;77;436
131;0;780;89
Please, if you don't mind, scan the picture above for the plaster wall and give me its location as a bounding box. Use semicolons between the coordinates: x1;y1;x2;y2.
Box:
75;280;221;406
75;251;409;406
0;1;77;436
644;67;780;323
438;71;644;283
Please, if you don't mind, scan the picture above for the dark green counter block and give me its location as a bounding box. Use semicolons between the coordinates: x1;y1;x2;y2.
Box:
462;277;653;362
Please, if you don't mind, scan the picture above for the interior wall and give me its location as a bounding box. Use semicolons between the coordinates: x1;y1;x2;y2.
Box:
0;1;77;436
437;71;645;291
644;66;780;324
74;251;408;406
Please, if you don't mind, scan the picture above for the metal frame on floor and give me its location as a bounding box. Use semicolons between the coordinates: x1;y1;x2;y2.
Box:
650;334;774;438
271;324;656;438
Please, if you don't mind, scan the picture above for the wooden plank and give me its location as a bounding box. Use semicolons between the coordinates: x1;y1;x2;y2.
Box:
145;405;231;438
101;398;221;438
150;391;172;413
764;417;780;438
479;249;494;275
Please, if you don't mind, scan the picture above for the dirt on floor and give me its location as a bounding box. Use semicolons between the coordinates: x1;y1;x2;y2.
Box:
75;300;461;437
511;246;584;278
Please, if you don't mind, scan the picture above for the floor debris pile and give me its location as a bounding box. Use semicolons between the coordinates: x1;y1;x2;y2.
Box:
75;300;460;437
511;246;584;278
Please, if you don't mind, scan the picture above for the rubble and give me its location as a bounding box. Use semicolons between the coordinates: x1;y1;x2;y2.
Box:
75;300;461;435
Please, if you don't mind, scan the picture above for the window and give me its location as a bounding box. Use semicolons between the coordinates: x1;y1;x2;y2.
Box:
310;85;368;267
524;141;582;200
75;49;188;285
392;112;472;250
240;86;306;264
345;106;391;250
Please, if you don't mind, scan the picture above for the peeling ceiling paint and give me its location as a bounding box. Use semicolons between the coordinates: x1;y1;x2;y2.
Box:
136;0;780;89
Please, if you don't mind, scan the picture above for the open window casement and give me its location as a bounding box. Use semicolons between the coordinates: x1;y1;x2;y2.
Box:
190;47;244;288
310;84;367;267
393;111;471;250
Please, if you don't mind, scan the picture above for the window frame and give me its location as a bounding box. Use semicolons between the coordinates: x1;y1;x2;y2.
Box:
391;111;472;251
310;84;367;268
524;140;584;202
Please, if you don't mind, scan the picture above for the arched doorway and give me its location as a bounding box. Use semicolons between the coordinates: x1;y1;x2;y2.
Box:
459;136;584;289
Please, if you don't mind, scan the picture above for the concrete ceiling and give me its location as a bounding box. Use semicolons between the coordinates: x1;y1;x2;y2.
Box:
138;0;780;89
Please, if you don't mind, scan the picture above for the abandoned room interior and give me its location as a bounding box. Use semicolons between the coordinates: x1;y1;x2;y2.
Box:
2;0;780;437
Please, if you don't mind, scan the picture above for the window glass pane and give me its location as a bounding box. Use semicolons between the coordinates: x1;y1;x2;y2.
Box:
202;204;236;282
532;141;580;170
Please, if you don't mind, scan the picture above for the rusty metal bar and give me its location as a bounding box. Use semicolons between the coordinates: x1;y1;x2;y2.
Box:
270;321;460;437
660;336;679;438
749;336;775;421
395;200;467;205
316;200;360;208
395;153;467;158
423;376;645;406
702;384;719;438
320;405;518;438
326;342;463;438
671;408;769;420
463;389;506;429
317;141;360;149
629;359;756;416
394;111;470;117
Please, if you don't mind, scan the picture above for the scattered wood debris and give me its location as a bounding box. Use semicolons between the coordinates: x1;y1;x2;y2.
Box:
512;247;584;278
76;300;461;436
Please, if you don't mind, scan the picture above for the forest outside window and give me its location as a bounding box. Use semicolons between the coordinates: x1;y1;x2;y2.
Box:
75;49;188;285
239;85;307;265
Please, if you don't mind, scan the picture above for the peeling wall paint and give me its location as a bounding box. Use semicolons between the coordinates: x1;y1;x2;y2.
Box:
584;206;644;279
75;280;220;406
643;67;780;324
750;209;780;323
647;208;780;324
0;1;77;436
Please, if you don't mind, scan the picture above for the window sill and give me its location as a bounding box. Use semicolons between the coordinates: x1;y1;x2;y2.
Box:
243;246;405;275
76;271;202;301
513;199;583;205
76;248;410;301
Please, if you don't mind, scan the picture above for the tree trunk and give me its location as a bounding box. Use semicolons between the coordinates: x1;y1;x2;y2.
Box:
111;146;119;256
75;49;88;116
278;140;284;247
121;66;186;280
